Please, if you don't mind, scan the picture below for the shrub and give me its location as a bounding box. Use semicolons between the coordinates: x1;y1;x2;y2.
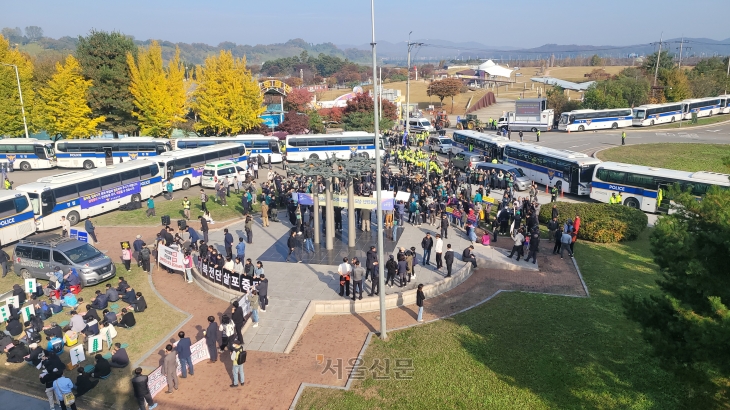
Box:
538;202;647;243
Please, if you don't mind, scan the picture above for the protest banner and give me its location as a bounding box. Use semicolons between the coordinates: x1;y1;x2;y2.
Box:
150;338;211;397
24;278;36;294
88;335;103;354
0;305;9;323
158;244;185;271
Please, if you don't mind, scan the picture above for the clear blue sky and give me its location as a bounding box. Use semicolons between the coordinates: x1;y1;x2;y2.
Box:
3;0;730;48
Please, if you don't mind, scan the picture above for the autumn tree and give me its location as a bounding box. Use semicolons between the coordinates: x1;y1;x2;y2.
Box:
285;88;312;113
0;34;35;137
427;78;463;113
342;93;395;132
545;86;581;117
37;55;104;139
127;41;187;137
76;30;138;137
276;112;309;134
642;51;675;73
661;69;691;102
192;50;264;135
589;54;603;66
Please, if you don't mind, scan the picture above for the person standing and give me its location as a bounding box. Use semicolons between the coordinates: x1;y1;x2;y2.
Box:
182;197;191;220
397;254;408;287
550;185;558;202
559;230;572;259
444;244;454;277
258;274;269;312
536;129;541;142
131;367;158;410
244;215;254;244
52;374;77;410
569;229;577;257
140;245;151;273
0;245;10;278
440;213;449;239
163;344;179;394
338;257;351;297
175;331;194;377
369;255;380;296
621;131;626;145
224;228;233;259
198;215;209;244
84;218;98;243
200;189;208;213
261;199;269;227
249;289;260;327
146;197;155;217
421;233;433;266
122;246;132;271
60;216;70;237
547;217;559;243
351;258;365;300
183;251;193;283
434;234;444;270
230;343;246;387
519;130;523;142
524;232;540;264
416;284;425;322
508;228;525;261
365;246;377;281
236;237;246;262
204;316;219;363
285;231;301;263
218;315;235;352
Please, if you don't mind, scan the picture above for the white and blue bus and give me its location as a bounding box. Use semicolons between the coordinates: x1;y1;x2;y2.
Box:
0;191;36;245
16;161;163;230
717;94;730;114
54;137;172;169
631;103;684;126
682;97;723;119
285;133;384;162
503;142;601;195
558;108;633;132
173;135;283;163
590;161;730;212
0;138;56;171
153;143;248;191
451;130;510;161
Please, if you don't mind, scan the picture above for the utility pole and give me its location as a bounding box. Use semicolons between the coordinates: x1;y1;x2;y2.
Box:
370;0;387;341
405;34;423;139
652;33;665;99
379;66;383;120
676;37;690;70
1;63;30;138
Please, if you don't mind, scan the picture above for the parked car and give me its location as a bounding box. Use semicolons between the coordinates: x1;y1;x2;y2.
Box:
425;137;460;154
13;234;116;287
449;152;487;170
473;162;531;191
201;160;248;188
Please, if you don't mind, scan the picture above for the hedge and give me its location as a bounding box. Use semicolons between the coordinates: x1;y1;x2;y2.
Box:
538;202;648;243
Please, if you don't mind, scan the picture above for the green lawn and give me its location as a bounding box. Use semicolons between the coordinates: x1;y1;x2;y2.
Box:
597;143;730;173
0;263;187;408
295;230;715;409
649;115;729;129
93;189;260;226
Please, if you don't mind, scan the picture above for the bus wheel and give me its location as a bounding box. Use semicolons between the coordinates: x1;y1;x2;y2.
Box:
182;178;191;190
578;125;585;132
20;161;31;171
650;120;655;126
20;269;31;279
624;197;640;209
531;127;538;133
83;160;95;170
360;152;370;159
131;194;141;203
708;111;713;117
309;153;319;160
611;123;618;129
67;211;80;226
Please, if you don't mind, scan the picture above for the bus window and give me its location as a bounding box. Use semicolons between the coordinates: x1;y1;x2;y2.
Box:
40;190;55;215
190;155;206;167
14;195;29;213
269;141;280;153
27;193;40;215
156;143;167;154
0;199;16;218
77;179;101;196
121;169;141;184
34;146;48;159
174;158;191;170
52;185;78;202
100;174;121;190
205;152;219;161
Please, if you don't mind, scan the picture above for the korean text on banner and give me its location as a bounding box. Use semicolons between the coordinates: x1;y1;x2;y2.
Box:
149;338;211;397
80;181;141;210
158;244;185;271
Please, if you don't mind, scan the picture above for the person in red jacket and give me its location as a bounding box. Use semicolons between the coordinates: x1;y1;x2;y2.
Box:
573;215;581;234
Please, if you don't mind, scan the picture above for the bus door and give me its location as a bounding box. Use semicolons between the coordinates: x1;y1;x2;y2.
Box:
103;147;113;166
34;145;47;160
569;166;580;194
656;182;671;213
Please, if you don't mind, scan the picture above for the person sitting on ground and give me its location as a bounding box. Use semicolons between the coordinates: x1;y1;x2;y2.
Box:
0;333;12;354
100;320;117;342
12;284;26;306
64;268;81;289
42;322;63;340
91;290;108;310
75;367;99;397
130;292;147;313
121;286;136;305
69;311;87;334
105;283;119;302
90;354;112;379
83;304;101;322
5;340;28;364
118;308;136;328
4;313;23;337
25;342;45;367
48;295;64;315
83;319;100;337
21;320;41;345
109;343;130;368
103;309;118;326
116;277;129;293
62;289;78;309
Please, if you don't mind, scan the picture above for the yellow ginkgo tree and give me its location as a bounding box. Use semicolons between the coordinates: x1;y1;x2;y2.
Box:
37;55;104;139
126;41;187;137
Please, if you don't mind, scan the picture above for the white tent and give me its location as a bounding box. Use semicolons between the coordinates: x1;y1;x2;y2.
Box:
477;60;513;78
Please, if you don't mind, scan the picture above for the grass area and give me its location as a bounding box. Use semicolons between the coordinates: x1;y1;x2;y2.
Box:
0;263;186;408
93;189;260;226
296;230;715;409
597;143;730;173
649;115;730;129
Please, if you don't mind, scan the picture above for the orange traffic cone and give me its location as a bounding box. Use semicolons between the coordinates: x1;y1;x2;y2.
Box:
561;185;564;198
545;184;549;193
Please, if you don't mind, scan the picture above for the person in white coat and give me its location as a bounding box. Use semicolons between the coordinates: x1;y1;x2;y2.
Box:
433;234;444;270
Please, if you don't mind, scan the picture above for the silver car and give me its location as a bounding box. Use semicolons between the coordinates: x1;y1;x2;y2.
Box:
474;162;532;191
13;235;116;287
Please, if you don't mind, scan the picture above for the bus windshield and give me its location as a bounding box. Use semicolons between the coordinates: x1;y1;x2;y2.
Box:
268;141;281;153
580;165;596;182
559;114;569;124
634;110;646;120
45;145;56;157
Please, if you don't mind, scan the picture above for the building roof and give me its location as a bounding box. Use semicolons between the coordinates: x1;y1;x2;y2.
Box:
530;77;595;91
476;60;513;78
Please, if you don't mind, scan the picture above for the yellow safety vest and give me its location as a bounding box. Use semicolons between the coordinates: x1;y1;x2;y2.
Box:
183;200;190;209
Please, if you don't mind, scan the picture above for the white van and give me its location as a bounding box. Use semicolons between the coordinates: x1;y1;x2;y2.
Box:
408;118;435;133
201;160;247;188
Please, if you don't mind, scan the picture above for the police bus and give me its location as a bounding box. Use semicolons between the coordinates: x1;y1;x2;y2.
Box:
173;135;283;163
590;161;730;212
503;142;601;195
451;130;509;161
682;97;723;119
153;143;248;191
0;138;57;171
54;137;172;169
0;191;36;245
284;133;384;162
557;108;633;132
15;161;163;230
716;94;730;114
631;102;684;126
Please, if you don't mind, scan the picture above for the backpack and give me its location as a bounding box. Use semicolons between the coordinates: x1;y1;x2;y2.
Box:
236;348;247;365
140;247;150;259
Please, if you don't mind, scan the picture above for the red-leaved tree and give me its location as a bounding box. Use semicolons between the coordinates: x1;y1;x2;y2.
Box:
276;112;309;134
285;88;313;113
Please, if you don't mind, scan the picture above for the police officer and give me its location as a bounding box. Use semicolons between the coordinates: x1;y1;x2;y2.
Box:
621;131;626;145
536;130;541;142
550;185;559;203
182;197;191;220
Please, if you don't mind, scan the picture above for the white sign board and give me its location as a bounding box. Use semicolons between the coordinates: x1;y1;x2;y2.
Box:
158;244;185;271
24;278;37;294
21;304;35;323
4;296;18;309
87;335;103;354
0;305;9;323
70;344;86;366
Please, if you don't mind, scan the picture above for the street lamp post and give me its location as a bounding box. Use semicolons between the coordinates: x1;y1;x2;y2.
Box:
1;62;30;138
370;0;387;340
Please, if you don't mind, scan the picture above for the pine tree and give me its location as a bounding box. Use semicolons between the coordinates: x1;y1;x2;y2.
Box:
192;51;264;135
127;41;187;137
0;34;35;137
76;30;137;137
37;55;104;139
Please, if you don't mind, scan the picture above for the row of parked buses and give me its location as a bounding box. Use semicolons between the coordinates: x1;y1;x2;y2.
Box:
0;135;284;171
557;95;730;132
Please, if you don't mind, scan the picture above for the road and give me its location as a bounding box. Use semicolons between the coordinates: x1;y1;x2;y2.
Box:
0;388;49;410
